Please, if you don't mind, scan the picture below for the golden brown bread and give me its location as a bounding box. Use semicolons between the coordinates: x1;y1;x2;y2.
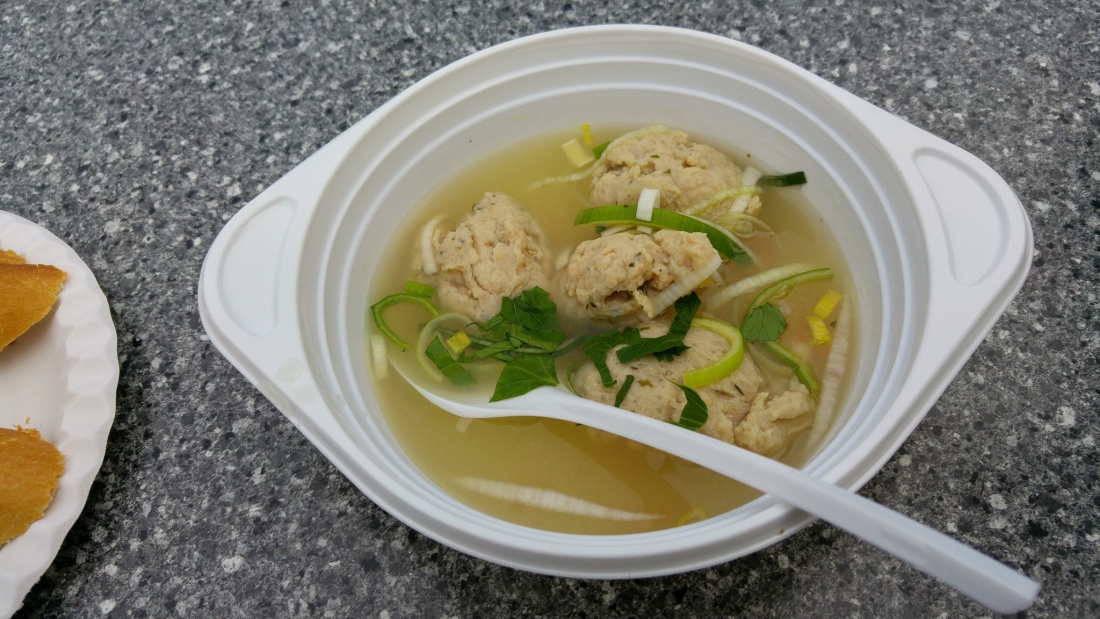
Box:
0;427;65;546
0;249;25;265
0;249;67;351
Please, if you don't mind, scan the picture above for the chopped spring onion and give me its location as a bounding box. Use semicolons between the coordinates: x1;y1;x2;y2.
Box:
647;252;722;317
706;263;811;308
404;280;436;297
756;340;821;398
682;317;744;389
636;188;660;222
591;141;610;159
581;123;593;146
759;171;808;187
446;330;473;355
371;292;441;349
561;138;595;168
807;315;832;345
370;333;389;380
415;312;474;381
682;186;763;217
574;204;750;263
419;215;445;275
813;289;843;319
748;268;834;311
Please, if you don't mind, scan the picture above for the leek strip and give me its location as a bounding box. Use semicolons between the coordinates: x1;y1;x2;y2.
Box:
403;280;436;297
707;263;811;308
536;125;670;188
419;215;445;275
648;252;722;317
370;333;389;381
759;171;807;186
756;341;821;398
574;204;749;262
809;302;851;447
747;268;834;311
682;318;744;388
716;212;774;238
370;293;441;349
813;290;843;319
636;188;660;221
415;312;473;382
682;186;763;217
599;224;634;237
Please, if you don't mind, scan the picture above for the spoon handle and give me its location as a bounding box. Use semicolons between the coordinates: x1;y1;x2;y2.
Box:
560;400;1040;613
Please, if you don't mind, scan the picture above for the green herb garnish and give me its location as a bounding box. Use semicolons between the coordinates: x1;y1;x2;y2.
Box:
616;293;700;363
740;303;787;342
490;355;559;402
581;328;641;387
759;171;807;187
614;374;635;407
592;141;611;159
424;335;477;386
671;384;708;430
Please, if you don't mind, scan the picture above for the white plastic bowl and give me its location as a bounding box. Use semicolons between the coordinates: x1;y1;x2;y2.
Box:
198;25;1031;578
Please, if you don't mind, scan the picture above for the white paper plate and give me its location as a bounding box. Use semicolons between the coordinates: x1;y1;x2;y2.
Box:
0;211;118;618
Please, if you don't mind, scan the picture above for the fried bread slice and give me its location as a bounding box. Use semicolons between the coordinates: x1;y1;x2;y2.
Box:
0;427;65;546
0;254;67;351
0;249;25;265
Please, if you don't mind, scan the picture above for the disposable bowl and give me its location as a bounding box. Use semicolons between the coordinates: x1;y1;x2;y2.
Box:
198;25;1031;578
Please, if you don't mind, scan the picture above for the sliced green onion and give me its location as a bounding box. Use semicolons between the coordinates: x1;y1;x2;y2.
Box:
747;268;834;312
759;171;807;187
403;280;436;297
574;204;750;263
591;141;610;159
682;317;744;389
755;341;820;398
370;292;441;349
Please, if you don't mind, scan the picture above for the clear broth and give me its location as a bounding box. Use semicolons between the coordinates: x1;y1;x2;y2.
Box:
368;128;856;535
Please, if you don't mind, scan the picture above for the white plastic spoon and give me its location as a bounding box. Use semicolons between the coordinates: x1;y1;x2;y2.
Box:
394;365;1039;613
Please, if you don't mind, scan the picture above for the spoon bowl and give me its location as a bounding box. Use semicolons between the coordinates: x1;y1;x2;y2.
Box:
395;363;1038;614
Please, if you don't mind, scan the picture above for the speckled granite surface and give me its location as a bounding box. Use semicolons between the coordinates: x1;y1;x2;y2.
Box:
2;1;1097;617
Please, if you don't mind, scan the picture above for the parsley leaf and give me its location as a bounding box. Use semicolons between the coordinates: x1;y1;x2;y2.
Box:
614;374;635;407
616;293;700;363
490;355;559;401
671;384;708;430
581;328;641;387
741;303;787;342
